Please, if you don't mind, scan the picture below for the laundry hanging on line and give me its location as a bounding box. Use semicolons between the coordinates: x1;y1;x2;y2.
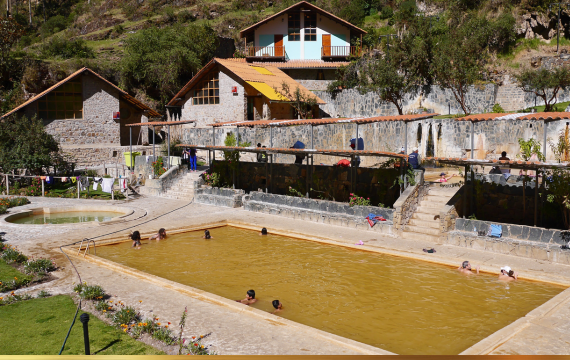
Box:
101;178;114;193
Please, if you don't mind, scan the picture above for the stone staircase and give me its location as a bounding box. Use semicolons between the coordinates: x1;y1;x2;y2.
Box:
161;167;207;200
401;184;459;242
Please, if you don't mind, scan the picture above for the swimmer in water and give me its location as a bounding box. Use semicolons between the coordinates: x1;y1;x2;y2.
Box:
260;227;268;236
236;290;257;305
149;228;166;241
458;260;479;275
272;300;283;314
203;230;213;239
498;266;518;281
130;231;142;249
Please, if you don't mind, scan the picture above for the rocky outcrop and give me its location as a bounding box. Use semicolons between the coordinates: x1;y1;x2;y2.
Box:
517;12;562;40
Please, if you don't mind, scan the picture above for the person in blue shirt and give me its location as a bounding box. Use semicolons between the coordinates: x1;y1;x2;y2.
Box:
408;147;424;172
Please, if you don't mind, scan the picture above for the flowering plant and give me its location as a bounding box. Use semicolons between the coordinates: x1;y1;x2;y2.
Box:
349;193;371;207
203;172;220;187
152;157;167;177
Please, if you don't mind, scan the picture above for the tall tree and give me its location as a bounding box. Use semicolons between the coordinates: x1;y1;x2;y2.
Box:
0;16;24;77
516;67;570;112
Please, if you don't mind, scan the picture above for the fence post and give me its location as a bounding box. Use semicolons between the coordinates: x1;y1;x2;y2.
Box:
79;313;91;355
77;180;80;199
111;181;114;201
6;175;9;195
41;178;45;197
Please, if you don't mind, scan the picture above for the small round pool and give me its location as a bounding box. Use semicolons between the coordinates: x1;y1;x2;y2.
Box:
4;206;133;225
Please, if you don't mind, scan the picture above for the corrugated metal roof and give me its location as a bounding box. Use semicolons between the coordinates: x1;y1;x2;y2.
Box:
210;113;439;127
239;1;367;38
0;67;160;119
167;58;325;106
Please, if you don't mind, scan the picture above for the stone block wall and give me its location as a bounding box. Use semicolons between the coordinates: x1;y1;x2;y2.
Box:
444;218;570;264
194;187;244;208
244;191;394;235
61;145;153;168
393;180;430;230
210;160;402;207
139;164;187;197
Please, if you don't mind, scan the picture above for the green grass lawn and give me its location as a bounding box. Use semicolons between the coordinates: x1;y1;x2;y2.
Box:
529;100;570;113
0;295;163;355
0;260;27;283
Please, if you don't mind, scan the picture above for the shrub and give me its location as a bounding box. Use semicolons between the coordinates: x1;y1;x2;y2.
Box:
23;258;56;275
36;290;51;298
0;197;29;208
379;6;393;20
40;36;95;59
492;103;505;113
141;318;159;334
109;305;141;326
40;15;70;37
0;206;6;214
74;283;106;300
152;157;167;177
1;246;28;263
0;292;33;305
152;326;176;345
349;193;371;207
203;172;220;187
95;300;112;312
178;10;196;23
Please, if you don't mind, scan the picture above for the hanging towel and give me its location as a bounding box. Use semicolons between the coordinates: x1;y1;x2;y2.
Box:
101;178;114;193
46;176;52;184
146;156;150;163
71;177;77;183
487;224;503;238
119;179;127;193
61;177;67;182
366;213;386;227
93;177;102;190
40;176;46;180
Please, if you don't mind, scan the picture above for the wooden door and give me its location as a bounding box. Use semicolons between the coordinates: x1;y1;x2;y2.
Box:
322;34;331;56
274;34;283;57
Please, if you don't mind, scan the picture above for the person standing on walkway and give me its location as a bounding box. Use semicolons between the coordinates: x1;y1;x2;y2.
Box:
189;147;197;172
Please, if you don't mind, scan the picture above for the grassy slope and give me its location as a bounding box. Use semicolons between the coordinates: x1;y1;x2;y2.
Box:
0;295;163;355
0;260;29;284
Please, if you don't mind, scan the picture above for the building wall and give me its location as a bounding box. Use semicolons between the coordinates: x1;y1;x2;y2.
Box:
285;68;336;90
175;70;246;128
253;11;350;60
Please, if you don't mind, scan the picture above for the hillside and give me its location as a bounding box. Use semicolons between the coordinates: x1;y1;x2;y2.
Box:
1;0;570;115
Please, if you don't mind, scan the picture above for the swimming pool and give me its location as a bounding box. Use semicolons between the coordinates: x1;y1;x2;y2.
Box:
94;226;564;354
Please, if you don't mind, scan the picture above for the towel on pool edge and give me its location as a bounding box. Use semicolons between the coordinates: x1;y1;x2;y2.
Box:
487;224;502;238
366;213;386;227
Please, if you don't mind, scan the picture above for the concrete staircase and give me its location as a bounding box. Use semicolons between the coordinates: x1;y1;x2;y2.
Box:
161;167;207;200
401;184;459;242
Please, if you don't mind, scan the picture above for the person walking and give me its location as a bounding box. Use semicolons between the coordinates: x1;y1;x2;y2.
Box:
189;147;197;172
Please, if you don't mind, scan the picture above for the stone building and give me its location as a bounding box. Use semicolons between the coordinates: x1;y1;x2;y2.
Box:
167;58;325;128
0;67;160;167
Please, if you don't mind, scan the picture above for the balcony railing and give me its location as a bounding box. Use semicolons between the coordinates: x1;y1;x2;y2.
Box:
245;46;286;59
321;46;360;58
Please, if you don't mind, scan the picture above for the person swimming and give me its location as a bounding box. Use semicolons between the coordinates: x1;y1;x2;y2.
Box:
150;228;167;241
260;227;268;236
130;231;142;249
203;230;213;239
458;260;479;275
236;290;257;305
499;266;518;281
272;300;283;314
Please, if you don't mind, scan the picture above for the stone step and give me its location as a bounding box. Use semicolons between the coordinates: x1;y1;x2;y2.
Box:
401;231;440;243
429;188;459;197
403;225;440;236
164;191;195;198
415;206;441;215
409;219;439;229
419;201;445;209
162;194;194;200
413;212;440;221
169;185;195;191
423;196;451;204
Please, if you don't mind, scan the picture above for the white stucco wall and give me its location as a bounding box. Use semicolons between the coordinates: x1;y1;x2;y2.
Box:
253;11;351;60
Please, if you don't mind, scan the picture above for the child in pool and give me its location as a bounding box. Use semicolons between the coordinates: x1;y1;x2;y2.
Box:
272;300;283;314
150;228;167;241
130;231;142;249
203;230;213;239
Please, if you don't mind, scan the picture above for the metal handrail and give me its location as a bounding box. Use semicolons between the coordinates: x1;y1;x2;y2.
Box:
83;240;96;257
245;46;286;57
77;238;87;255
321;46;359;57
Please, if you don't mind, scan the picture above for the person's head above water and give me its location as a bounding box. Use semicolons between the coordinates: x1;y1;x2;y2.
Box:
462;260;470;269
261;227;268;235
246;289;255;299
204;230;211;239
158;228;166;237
272;300;282;309
130;231;141;241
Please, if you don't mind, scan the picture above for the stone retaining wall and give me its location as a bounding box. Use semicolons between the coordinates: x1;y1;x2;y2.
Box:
243;191;394;235
393;180;430;230
139;165;187;197
194;187;244;208
443;218;570;264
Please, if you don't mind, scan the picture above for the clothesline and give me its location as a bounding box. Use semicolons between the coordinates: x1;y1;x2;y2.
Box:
1;174;128;196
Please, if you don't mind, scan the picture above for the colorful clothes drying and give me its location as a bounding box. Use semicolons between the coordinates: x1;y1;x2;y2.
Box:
366;213;386;227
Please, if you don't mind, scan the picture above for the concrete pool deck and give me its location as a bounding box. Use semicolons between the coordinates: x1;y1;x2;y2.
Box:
1;195;570;354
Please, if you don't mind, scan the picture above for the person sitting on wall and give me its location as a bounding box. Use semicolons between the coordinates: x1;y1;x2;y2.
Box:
408;147;425;172
458;261;480;275
236;290;257;305
150;228;167;241
498;266;518;281
499;151;510;161
203;230;213;239
272;300;283;314
436;172;456;182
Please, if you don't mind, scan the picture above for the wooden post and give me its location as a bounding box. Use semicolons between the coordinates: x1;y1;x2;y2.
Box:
463;165;468;218
5;174;9;195
42;178;45;197
111;181;114;201
77;180;80;199
534;169;539;227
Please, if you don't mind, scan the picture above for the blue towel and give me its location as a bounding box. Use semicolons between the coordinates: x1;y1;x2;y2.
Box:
488;224;502;238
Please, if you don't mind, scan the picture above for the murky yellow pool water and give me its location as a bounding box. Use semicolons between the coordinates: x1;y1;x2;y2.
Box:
95;226;565;354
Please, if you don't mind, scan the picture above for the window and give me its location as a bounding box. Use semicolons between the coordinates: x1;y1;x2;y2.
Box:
304;13;316;41
193;72;219;105
288;12;300;41
38;79;82;120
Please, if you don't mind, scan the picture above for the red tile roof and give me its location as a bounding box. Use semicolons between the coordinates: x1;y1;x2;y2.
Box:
125;120;195;127
0;67;160;119
516;112;570;121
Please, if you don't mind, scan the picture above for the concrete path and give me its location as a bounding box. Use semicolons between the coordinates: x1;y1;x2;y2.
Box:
1;195;570;354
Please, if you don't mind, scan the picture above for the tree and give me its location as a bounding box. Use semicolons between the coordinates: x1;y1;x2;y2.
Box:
516;67;570;112
0;16;24;79
546;169;570;229
275;81;318;119
120;23;218;110
0;115;60;175
517;137;545;216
